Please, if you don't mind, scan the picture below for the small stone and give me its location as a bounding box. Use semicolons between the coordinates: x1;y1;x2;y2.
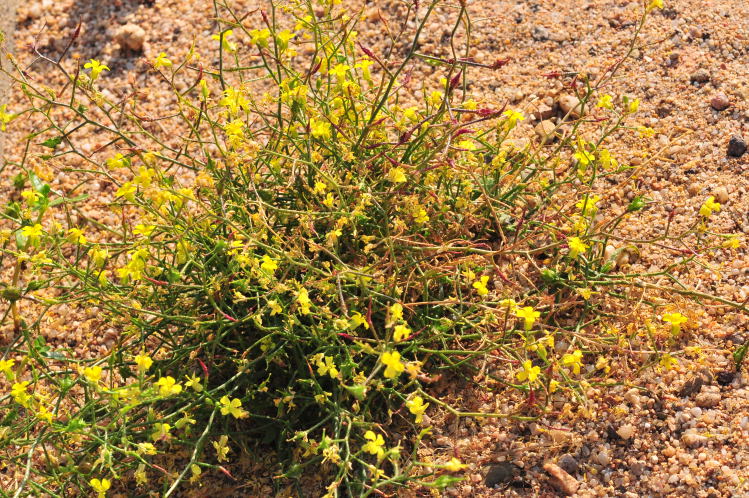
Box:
115;23;146;52
596;448;611;466
544;463;579;496
535;120;558;144
532;26;550;41
716;370;735;386
662;446;676;458
690;68;711;84
682;431;708;449
727;136;747;158
617;424;636;440
558;95;583;119
695;391;721;408
484;462;516;488
713;186;729;204
532;103;555;120
558;454;579;475
629;461;645;476
710;93;730;111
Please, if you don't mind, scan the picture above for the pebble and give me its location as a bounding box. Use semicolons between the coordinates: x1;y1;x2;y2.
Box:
690;68;711;84
532;103;555;120
558;454;579;475
695;391;721;408
531;25;550;41
544;462;579;496
710;93;730;111
484;462;516;488
712;186;729;204
559;95;583;119
682;431;708;449
535;120;558;144
115;24;146;52
617;424;636;440
596;448;611;466
727;135;747;157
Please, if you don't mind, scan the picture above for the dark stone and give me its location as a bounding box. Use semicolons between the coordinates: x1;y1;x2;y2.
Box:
606;424;621;441
727;136;747;158
679;376;704;397
716;370;735;386
485;462;516;488
558;454;579;475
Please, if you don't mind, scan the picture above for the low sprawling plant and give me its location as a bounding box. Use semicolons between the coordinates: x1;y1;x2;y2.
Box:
0;0;746;496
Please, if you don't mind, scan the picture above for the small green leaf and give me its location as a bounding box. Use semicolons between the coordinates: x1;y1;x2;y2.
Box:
41;136;63;149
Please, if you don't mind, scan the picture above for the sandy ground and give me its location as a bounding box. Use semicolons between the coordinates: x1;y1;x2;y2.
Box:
2;0;749;496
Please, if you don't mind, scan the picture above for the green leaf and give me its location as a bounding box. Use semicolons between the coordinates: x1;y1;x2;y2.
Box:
626;196;647;212
41;136;63;149
427;475;464;489
734;343;748;372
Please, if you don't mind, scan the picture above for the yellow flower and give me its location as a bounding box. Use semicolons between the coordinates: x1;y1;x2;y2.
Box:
443;457;468;472
699;196;721;217
315;355;339;379
626;98;640;113
362;430;385;459
184;374;203;392
189;464;202;484
393;324;412;343
249;28;271;48
350;311;369;330
219;396;249;419
213;435;231;462
11;381;31;407
596;94;614;110
636;126;656;138
137;442;157;455
722;236;741;249
662;312;687;334
151;422;172;442
83;366;103;384
134;463;148;485
133;224;155;238
134;354;153;374
429;91;444;106
390;303;404;323
597;149;618;170
212;29;237;52
0;359;15;380
84;59;109;81
276;30;296;51
89;246;109;268
310;118;331;140
67;227;87;245
515;306;540;331
567;236;589;259
412;206;429;224
575;194;601;216
659;352;678;370
472;275;490;296
296;287;312;314
516;360;541;384
106;153;130;169
647;0;664;12
329;63;351;83
388;167;407;183
89;478;111;498
115;181;137;201
0;104;15;131
153;52;173;69
156;376;183;396
561;349;583;375
261;254;278;273
21;224;44;246
381;351;405;379
502;109;525;130
406;395;429;424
